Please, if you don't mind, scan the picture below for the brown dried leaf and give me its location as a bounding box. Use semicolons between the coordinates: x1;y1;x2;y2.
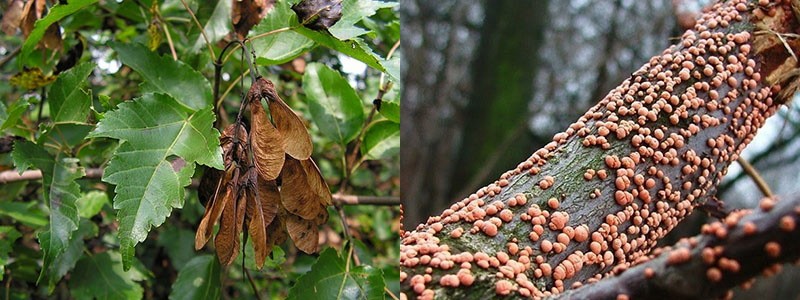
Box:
196;167;236;250
301;158;333;206
267;95;313;160
19;0;44;36
258;177;281;228
251;95;285;181
267;210;287;248
19;0;61;50
280;157;328;220
214;180;241;265
232;0;275;39
1;0;25;35
284;208;319;254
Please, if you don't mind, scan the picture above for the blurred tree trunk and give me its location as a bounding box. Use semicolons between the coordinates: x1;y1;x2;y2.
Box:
451;0;550;201
400;0;483;229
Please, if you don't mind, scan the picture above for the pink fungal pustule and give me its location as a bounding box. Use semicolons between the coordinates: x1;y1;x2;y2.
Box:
399;0;798;298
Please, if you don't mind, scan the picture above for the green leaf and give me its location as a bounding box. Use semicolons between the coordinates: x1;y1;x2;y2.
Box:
89;93;223;270
11;139;52;174
0;226;22;281
39;219;97;290
378;100;399;124
48;62;95;123
157;227;195;270
252;0;314;65
76;191;108;219
295;26;391;78
69;251;146;300
19;0;99;65
37;123;94;150
37;155;85;284
190;0;232;53
0;202;48;228
288;248;386;300
168;255;221;300
361;120;398;160
0;98;30;130
303;63;365;145
110;42;212;110
328;0;396;40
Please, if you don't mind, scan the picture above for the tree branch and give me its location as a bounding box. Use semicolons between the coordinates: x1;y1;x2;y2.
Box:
555;194;800;300
0;168;393;206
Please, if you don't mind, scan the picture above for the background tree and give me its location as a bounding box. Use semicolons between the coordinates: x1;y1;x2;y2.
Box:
401;0;800;298
0;0;400;298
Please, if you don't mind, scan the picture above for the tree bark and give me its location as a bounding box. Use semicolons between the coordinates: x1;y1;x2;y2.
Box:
401;0;800;298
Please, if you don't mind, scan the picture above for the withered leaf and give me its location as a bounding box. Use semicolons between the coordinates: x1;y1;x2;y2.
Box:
214;180;241;265
283;208;319;254
301;158;333;206
246;176;280;268
280;156;329;220
250;91;285;181
1;0;24;35
266;211;287;248
267;89;313;160
291;0;343;31
195;166;237;250
233;0;275;39
257;176;280;229
10;67;56;90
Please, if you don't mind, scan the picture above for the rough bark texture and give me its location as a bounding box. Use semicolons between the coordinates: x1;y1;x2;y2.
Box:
400;0;800;299
555;194;800;299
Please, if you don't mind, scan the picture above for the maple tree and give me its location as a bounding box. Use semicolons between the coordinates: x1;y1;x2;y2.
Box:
0;0;399;298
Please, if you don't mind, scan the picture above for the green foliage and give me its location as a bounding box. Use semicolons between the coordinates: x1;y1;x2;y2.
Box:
19;0;99;65
89;93;222;270
169;255;221;300
362;120;400;160
288;247;386;300
0;0;399;298
69;251;148;299
47;62;95;123
304;62;366;145
111;42;213;110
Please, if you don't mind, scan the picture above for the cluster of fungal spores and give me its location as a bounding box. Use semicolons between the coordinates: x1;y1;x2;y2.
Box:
401;0;800;298
195;77;331;268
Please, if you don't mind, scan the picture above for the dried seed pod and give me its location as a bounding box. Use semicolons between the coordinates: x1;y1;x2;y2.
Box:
280;156;331;219
267;89;314;160
246;176;281;268
284;208;320;253
195;166;237;250
214;177;242;265
250;94;285;181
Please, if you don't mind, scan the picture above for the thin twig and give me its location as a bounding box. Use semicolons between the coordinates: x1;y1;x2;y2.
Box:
179;0;216;61
737;156;774;197
160;21;178;61
0;46;21;69
385;286;400;300
332;194;400;206
222;27;293;65
243;264;263;300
